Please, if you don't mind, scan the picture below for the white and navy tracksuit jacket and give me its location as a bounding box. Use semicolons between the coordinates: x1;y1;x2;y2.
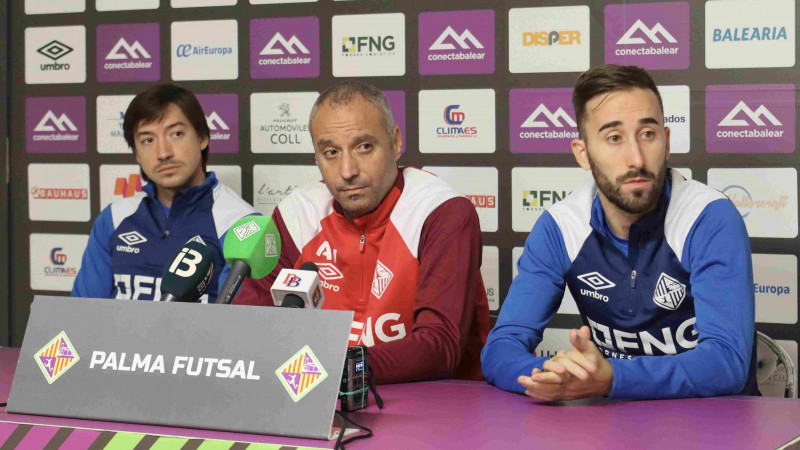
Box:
482;169;759;399
72;172;255;303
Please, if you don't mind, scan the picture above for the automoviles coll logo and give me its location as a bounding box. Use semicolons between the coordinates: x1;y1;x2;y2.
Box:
605;2;689;70
114;174;144;199
276;345;328;402
35;331;80;384
259;102;308;145
722;185;789;219
437;105;477;138
342;35;396;57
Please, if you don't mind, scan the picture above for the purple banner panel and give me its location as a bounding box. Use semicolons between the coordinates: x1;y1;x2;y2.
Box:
706;84;795;154
250;17;320;79
97;23;160;83
197;94;239;154
384;90;406;150
605;2;689;70
510;88;577;154
419;9;495;75
26;96;86;154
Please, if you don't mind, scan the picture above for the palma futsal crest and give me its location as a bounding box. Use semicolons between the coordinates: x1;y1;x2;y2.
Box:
276;345;328;402
35;331;80;384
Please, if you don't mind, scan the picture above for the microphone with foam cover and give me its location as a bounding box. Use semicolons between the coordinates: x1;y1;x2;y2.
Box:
271;261;325;309
160;240;215;303
218;215;281;305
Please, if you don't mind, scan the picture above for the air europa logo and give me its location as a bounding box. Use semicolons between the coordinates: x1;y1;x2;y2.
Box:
176;44;233;58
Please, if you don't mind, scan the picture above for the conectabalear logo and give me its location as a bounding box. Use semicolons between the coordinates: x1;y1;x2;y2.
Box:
35;331;80;384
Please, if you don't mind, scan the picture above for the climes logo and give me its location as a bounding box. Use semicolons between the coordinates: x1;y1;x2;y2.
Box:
444;105;465;125
617;19;677;45
429;26;483;50
50;247;67;265
521;105;577;128
106;38;151;60
718;101;782;127
37;40;73;61
35;331;80;384
114;174;143;198
260;32;310;55
34;111;77;132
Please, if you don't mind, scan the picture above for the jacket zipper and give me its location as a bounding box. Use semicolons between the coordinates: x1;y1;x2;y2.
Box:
359;234;366;304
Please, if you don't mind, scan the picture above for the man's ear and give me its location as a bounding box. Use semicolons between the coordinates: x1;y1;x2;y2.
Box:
664;126;671;161
572;138;591;171
200;135;209;152
392;125;403;160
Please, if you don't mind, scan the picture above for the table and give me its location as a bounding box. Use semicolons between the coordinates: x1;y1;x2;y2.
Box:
2;347;800;449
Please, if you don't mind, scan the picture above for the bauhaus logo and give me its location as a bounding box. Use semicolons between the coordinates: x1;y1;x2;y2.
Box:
605;2;689;70
106;38;151;60
510;88;577;153
422;166;499;232
706;84;794;153
251;17;319;79
430;27;483;50
35;111;77;132
419;10;494;75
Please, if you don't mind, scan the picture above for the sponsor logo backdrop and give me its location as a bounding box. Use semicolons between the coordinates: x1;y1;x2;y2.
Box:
7;1;799;378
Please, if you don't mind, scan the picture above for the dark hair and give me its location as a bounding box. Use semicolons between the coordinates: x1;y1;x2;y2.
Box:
572;65;663;138
123;84;210;181
309;80;394;139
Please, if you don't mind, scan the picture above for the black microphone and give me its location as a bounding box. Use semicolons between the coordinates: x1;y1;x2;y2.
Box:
160;240;215;303
271;262;325;309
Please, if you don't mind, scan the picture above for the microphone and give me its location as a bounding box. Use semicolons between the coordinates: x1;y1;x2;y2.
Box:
271;262;325;309
217;215;281;305
160;240;215;302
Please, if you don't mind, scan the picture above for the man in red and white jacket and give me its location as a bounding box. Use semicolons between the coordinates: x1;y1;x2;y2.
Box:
236;81;489;384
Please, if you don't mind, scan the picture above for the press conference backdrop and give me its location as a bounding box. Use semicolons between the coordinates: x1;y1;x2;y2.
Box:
1;0;8;346
7;0;800;393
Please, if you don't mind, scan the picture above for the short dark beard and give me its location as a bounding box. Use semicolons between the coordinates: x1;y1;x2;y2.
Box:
588;156;667;215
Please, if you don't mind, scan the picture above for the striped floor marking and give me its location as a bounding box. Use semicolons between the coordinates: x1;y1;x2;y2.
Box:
0;421;326;450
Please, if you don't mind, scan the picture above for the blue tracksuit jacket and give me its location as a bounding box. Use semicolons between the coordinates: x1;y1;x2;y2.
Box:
482;169;758;399
72;172;255;303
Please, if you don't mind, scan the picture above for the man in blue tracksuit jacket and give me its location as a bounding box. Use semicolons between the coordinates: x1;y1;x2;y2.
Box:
72;84;254;303
482;65;758;400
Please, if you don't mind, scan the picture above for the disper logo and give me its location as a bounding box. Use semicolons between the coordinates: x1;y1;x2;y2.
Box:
342;36;395;55
437;105;477;138
106;38;151;60
429;26;483;50
114;174;143;198
653;273;686;311
233;221;261;241
523;30;581;46
176;44;233;58
37;40;73;61
276;345;328;402
35;331;80;384
722;185;789;219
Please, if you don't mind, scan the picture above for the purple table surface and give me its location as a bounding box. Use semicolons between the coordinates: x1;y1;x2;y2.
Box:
2;347;800;449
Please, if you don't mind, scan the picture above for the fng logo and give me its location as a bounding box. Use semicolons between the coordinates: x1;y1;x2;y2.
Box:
341;36;395;54
429;26;483;50
260;32;310;55
106;38;151;60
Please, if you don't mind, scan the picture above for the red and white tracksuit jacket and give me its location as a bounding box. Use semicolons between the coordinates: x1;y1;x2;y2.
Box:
236;167;490;383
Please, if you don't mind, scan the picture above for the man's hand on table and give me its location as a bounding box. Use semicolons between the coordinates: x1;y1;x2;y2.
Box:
517;326;613;402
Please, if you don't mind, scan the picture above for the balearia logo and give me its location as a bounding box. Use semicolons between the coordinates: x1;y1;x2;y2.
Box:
233;220;261;241
437;105;477;138
653;273;686;311
35;331;80;384
712;26;788;43
37;40;73;71
117;231;147;254
342;35;396;56
722;185;789;219
717;101;784;138
577;271;615;302
523;30;581;46
276;345;328;402
176;43;233;58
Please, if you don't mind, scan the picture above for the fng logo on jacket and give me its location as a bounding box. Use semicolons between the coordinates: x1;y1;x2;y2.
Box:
371;260;394;299
577;272;615;290
653;273;686;310
233;221;261;241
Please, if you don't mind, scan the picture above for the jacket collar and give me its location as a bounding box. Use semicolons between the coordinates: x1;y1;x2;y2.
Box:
142;171;218;209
